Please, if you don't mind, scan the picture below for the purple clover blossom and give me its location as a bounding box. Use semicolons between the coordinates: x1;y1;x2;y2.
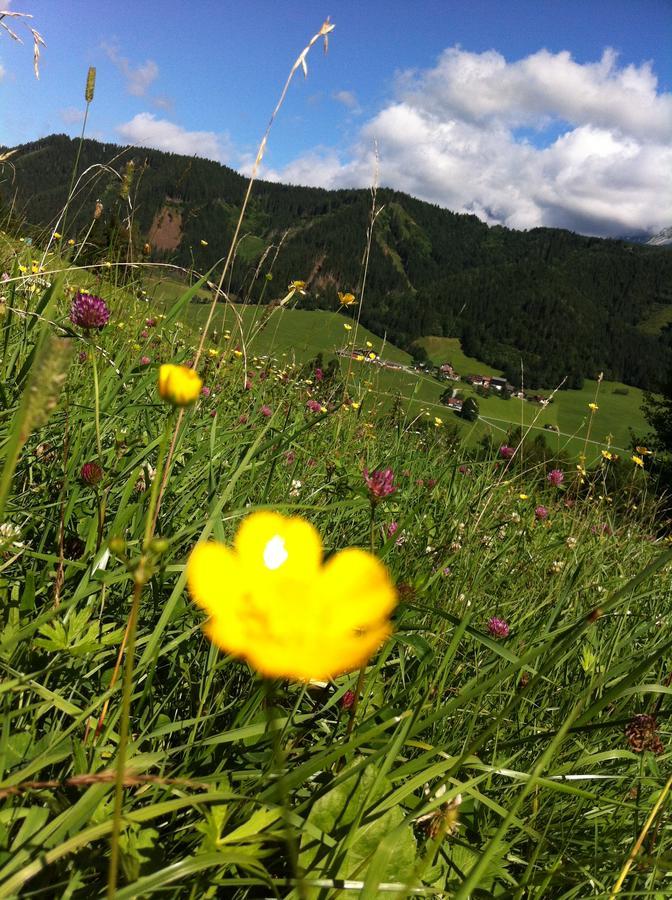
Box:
69;293;110;331
341;689;356;710
363;467;396;501
547;468;565;487
386;521;399;538
535;505;549;520
487;617;510;639
306;399;322;413
499;445;515;460
80;461;103;486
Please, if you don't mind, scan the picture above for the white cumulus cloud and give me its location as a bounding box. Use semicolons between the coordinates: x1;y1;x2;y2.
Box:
59;106;85;125
103;44;159;97
117;112;229;162
268;47;672;237
333;89;361;113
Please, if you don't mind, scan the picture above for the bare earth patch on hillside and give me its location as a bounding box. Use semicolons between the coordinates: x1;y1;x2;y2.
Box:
148;205;183;251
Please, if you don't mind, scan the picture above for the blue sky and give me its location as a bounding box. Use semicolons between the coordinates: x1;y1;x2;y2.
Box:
1;0;671;236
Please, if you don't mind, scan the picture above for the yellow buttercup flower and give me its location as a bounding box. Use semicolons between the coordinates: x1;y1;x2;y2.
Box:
601;450;613;461
289;280;307;295
200;239;208;246
344;323;353;331
588;402;599;411
434;417;443;426
186;512;397;681
158;363;203;406
365;341;373;348
635;446;651;456
338;291;357;307
632;455;644;468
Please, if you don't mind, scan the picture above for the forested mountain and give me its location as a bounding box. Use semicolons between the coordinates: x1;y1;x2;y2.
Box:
3;133;672;390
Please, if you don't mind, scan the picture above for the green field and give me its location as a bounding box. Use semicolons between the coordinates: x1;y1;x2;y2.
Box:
2;230;670;899
150;278;650;458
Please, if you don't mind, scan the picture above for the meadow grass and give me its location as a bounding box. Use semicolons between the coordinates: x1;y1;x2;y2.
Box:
148;276;652;461
0;241;671;898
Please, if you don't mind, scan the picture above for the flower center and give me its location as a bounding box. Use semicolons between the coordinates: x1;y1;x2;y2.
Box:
263;534;288;570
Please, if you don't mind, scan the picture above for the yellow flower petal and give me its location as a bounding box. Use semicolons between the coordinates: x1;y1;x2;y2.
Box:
187;542;238;617
186;513;397;681
234;511;322;579
157;363;203;406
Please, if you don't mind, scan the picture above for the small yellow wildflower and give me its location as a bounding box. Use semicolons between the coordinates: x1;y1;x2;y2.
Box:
344;324;353;331
368;352;376;360
289;280;307;295
518;493;529;500
635;446;651;455
200;239;208;246
338;291;357;307
208;348;219;358
67;238;75;246
631;455;644;468
233;350;243;358
355;354;365;361
186;512;397;681
601;450;613;461
351;401;360;410
588;402;599;411
158;364;203;406
366;341;373;348
53;231;62;240
18;264;27;274
434;417;443;426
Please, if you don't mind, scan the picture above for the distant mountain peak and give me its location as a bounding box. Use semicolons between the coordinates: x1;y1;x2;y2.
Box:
646;226;672;247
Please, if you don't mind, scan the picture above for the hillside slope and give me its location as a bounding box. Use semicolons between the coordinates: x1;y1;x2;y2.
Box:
2;133;672;390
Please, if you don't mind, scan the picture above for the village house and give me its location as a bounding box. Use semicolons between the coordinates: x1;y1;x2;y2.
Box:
445;397;463;412
438;362;460;381
465;374;491;387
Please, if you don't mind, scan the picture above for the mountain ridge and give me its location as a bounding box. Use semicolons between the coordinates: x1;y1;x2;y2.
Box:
2;133;672;391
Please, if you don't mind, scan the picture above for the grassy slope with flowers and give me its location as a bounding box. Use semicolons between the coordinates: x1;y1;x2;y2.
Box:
149;273;651;461
0;238;671;898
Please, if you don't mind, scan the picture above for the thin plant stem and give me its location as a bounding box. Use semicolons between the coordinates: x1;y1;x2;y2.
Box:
345;665;368;740
149;20;334;535
106;577;142;900
105;417;172;896
609;772;672;898
90;348;103;462
61;98;91;240
264;679;306;900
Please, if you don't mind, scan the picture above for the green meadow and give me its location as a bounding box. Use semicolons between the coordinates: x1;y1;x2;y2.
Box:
148;277;651;461
1;210;671;900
